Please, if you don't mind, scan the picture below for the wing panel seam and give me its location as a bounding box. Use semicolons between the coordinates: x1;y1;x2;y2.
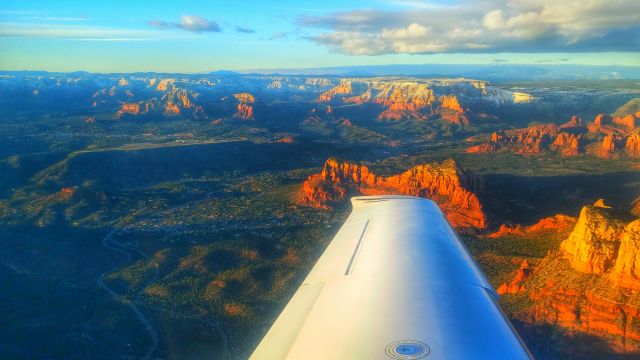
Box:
344;219;370;275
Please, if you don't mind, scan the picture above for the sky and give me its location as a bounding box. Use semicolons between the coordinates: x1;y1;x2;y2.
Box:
0;0;639;73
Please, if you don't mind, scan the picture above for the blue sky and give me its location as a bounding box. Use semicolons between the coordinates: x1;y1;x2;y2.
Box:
1;0;639;73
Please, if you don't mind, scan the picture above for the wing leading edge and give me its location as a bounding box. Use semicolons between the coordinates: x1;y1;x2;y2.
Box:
250;195;532;360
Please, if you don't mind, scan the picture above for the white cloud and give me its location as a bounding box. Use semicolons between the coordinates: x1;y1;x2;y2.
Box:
482;10;504;30
300;0;640;54
0;22;184;41
149;15;220;33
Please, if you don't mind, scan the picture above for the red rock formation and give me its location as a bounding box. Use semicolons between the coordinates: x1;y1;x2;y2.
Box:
116;103;140;118
504;202;640;353
300;158;487;229
560;115;584;129
497;260;531;295
601;134;623;157
465;142;499;154
319;81;352;102
343;89;372;104
560;200;628;275
527;278;640;352
376;84;435;120
340;118;353;127
164;102;180;116
438;95;463;113
467;121;591;156
277;135;295;143
552;133;584;157
481;124;559;154
177;89;191;109
233;93;255;120
611;219;640;290
594;113;612;126
488;214;576;238
57;187;76;200
625;134;640;157
613;114;638;129
156;79;173;91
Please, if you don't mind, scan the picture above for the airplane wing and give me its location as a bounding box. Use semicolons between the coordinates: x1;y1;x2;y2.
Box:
250;195;532;360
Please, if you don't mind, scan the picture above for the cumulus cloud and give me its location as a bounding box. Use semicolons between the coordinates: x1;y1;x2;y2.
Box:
299;0;640;55
149;15;220;33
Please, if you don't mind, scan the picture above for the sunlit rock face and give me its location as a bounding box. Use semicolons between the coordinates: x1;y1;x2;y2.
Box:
232;93;255;120
612;219;640;290
300;158;486;229
497;260;531;295
318;80;353;102
116;103;141;118
470;124;562;155
560;200;628;275
487;214;576;238
503;202;640;353
156;79;174;91
164;102;180;116
600;134;623;158
626;134;640;157
316;78;529;123
527;280;640;353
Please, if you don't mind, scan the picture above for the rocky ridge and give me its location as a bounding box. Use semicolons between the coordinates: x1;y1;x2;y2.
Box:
300;158;486;228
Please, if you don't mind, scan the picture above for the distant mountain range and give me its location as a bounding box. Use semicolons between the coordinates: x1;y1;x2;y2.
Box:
242;64;640;81
3;64;640;81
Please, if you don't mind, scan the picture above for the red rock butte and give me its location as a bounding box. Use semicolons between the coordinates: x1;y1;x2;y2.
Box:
300;158;487;229
233;93;255;120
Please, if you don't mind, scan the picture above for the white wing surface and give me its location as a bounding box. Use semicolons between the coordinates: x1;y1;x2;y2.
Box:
250;195;532;360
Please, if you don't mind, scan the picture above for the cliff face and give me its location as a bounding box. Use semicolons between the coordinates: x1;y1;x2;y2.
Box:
300;158;487;228
233;93;255;120
560;201;628;275
116;103;141;118
316;79;515;125
502;202;640;353
611;219;640;290
376;83;435;120
497;260;531;295
527;279;640;353
488;214;576;238
468;112;639;158
626;134;640;157
319;80;353;102
471;124;561;154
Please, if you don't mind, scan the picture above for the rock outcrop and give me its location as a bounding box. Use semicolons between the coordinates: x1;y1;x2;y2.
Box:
502;202;640;353
233;93;255;120
116;103;141;118
300;158;486;228
626;134;640;157
488;214;576;238
560;200;628;275
551;132;584;156
164;102;180;116
319;80;353;102
439;94;463;113
497;260;531;295
611;219;640;290
156;79;173;91
526;277;640;353
376;83;435;120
